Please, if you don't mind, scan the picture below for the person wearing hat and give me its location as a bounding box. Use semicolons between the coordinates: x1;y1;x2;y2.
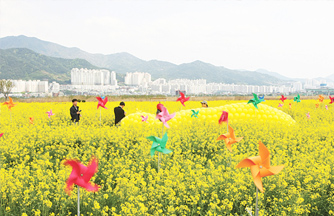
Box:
70;99;81;123
201;100;209;108
114;101;126;125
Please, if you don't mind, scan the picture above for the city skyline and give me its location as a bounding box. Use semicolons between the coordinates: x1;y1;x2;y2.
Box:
1;1;334;79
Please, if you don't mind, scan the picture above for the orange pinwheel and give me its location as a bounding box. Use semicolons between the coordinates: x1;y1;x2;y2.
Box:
2;97;16;110
217;125;243;152
318;95;324;103
29;117;34;124
315;103;319;108
236;141;284;192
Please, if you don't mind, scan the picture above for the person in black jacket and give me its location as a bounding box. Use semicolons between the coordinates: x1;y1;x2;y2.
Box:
114;102;126;125
70;99;81;123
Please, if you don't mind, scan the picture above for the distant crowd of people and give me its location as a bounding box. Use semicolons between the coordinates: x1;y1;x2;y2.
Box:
70;99;209;125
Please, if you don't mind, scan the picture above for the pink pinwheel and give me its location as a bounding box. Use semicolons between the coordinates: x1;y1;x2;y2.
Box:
306;112;310;120
141;115;148;122
219;111;228;124
176;91;190;107
46;109;54;118
64;157;100;195
96;97;108;109
326;105;328;110
280;95;287;103
0;133;3;138
156;103;175;128
278;103;283;108
330;96;334;104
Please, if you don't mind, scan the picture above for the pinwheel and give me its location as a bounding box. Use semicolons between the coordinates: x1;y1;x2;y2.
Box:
156;103;175;128
141;115;148;122
306;112;310;120
236;141;284;193
64;157;100;215
278;103;283;108
247;93;264;109
280;95;287;103
191;110;199;118
96;96;108;125
217;125;243;152
29;117;34;124
0;133;3;138
176;91;190;107
293;94;301;103
147;132;172;172
259;95;265;102
289;103;292;109
96;97;108;109
236;141;284;216
329;96;334;104
2;97;16;110
218;111;228;125
315;103;319;108
318;95;324;103
326;105;328;110
46;109;54;118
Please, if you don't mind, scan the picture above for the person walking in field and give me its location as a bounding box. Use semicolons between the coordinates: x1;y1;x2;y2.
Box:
114;102;126;125
70;99;81;124
201;100;209;108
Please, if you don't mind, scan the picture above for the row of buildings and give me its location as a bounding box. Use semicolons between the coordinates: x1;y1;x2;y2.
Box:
11;80;60;94
71;68;117;86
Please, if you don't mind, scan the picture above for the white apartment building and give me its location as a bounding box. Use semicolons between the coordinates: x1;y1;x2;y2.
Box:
11;80;49;93
125;72;152;86
71;68;117;86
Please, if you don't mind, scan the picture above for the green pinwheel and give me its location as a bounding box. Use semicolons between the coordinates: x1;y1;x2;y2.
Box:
147;132;172;157
247;93;264;109
294;94;301;103
191;110;199;118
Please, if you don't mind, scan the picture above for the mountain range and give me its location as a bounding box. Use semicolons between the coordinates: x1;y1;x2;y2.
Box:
0;35;300;85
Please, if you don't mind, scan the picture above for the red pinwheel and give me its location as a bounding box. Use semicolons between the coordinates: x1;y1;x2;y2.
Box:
176;91;190;107
219;111;228;125
64;157;99;195
0;133;3;138
96;97;108;109
329;96;334;104
280;95;287;103
156;103;175;128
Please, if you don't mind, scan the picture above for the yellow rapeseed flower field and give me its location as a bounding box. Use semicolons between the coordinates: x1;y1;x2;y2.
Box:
1;99;334;215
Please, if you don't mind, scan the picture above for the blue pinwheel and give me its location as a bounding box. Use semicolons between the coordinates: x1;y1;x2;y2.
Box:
191;110;199;118
259;95;265;102
147;133;172;157
247;93;264;109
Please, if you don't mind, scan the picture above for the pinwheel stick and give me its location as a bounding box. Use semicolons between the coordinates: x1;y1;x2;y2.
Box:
100;108;102;126
255;187;259;216
158;123;164;172
78;186;80;216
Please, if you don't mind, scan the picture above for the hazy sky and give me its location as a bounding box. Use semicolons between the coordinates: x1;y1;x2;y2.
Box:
1;0;334;78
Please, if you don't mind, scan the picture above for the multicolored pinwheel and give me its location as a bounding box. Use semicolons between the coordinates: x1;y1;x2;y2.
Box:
236;141;284;192
259;95;265;102
64;157;100;195
293;94;301;103
2;97;16;110
289;103;292;109
280;95;287;103
217;125;243;152
247;93;264;109
46;109;54;118
191;110;199;118
147;132;172;157
29;117;34;124
156;103;175;128
176;91;190;107
96;97;108;109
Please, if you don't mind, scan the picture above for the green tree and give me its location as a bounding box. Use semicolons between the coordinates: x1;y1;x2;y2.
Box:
0;80;14;100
